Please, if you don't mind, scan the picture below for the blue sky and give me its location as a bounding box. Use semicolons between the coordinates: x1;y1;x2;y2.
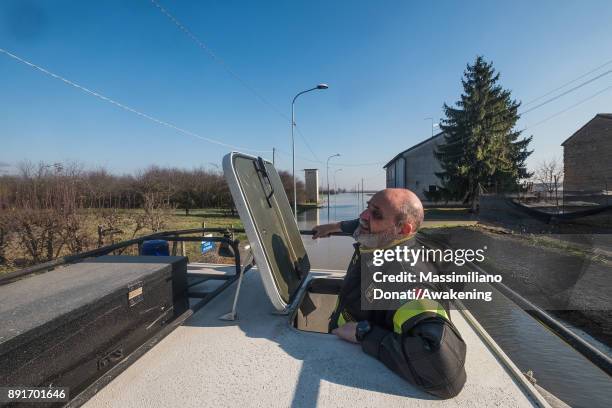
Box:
2;0;612;189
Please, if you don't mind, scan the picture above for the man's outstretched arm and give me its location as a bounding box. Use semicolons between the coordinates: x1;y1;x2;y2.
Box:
312;219;359;239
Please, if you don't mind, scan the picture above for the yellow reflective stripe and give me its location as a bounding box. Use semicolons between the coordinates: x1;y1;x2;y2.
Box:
392;299;448;334
337;312;346;328
334;297;347;328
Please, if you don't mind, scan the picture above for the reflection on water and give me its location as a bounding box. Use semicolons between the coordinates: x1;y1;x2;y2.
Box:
297;193;612;407
297;192;365;230
302;235;355;271
298;193;362;270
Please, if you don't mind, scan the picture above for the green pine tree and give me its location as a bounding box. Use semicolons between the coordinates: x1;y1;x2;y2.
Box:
430;56;532;209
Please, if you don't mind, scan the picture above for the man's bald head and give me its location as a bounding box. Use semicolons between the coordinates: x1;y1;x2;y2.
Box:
354;188;424;248
377;188;425;232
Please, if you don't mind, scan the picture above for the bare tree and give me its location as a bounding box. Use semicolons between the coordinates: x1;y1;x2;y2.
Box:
97;209;124;247
0;159;305;267
535;158;563;207
142;193;173;232
0;213;10;265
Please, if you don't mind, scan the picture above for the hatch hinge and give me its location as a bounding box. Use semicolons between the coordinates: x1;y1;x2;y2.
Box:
272;274;312;316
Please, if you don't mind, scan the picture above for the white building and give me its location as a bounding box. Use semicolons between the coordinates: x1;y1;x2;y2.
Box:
303;168;319;203
383;132;445;200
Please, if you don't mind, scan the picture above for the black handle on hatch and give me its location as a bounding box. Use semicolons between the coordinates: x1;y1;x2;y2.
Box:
255;156;275;207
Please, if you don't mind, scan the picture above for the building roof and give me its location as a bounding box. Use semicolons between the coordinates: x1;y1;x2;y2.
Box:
561;113;612;146
383;131;445;168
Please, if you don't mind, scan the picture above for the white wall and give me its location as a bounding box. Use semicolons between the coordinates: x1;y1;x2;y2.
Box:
403;137;442;199
385;135;445;199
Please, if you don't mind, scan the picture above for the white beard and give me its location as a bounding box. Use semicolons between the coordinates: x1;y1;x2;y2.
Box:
353;227;404;249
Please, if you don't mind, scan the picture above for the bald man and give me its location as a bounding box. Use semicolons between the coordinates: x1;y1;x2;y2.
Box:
312;188;467;399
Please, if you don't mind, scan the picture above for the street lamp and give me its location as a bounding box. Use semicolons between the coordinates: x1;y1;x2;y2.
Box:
291;84;329;220
424;117;440;137
326;153;340;223
334;168;342;219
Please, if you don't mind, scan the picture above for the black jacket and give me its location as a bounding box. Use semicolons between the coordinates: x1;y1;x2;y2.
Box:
329;219;467;399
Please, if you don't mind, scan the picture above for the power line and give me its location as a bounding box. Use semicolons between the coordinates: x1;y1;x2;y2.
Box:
520;69;612;115
0;48;272;153
274;149;383;167
150;0;325;163
294;125;321;162
524;84;612;130
149;0;288;121
335;161;385;167
523;58;612;107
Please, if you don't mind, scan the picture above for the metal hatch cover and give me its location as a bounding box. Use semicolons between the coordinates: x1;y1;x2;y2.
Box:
223;152;310;310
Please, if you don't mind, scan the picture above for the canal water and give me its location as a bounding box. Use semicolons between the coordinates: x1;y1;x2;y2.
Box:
297;192;368;229
297;193;612;408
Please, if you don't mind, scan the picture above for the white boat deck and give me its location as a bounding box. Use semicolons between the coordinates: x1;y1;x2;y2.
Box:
85;264;546;408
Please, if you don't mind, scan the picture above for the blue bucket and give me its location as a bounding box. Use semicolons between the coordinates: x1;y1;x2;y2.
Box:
140;240;170;256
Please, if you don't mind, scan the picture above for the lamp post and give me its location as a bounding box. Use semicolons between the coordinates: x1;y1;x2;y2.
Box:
326;153;340;223
291;84;329;220
424;117;440;137
334;168;342;220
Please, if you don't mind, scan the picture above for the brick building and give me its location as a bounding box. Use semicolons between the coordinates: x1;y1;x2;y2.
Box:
562;113;612;194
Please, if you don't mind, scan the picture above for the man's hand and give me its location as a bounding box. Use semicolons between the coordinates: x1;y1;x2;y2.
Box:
332;322;358;343
312;222;341;239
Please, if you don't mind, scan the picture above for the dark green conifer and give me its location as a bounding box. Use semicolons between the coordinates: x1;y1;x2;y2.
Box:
431;56;532;208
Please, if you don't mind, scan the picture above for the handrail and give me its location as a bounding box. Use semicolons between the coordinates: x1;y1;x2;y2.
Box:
0;227;241;285
418;231;612;377
0;227;349;285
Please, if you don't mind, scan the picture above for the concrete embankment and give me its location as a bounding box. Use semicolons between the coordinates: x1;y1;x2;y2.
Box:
424;226;612;349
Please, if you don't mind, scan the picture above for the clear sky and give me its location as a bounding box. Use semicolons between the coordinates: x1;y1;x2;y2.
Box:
2;0;612;189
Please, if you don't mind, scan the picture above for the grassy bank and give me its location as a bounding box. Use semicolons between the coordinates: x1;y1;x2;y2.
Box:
1;206;476;275
0;208;243;275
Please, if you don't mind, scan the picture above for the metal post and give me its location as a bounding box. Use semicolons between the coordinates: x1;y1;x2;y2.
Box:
554;175;559;212
291;84;328;221
425;117;434;137
361;178;364;209
272;147;275;165
327;161;330;222
334;169;342;221
326;153;340;223
219;247;254;321
334;178;337;219
356;184;359;216
291;102;296;219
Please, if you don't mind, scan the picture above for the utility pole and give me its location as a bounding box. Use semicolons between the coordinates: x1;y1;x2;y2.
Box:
554;174;559;212
334;169;342;220
425;117;439;137
326;153;340;223
361;178;364;209
272;148;275;165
